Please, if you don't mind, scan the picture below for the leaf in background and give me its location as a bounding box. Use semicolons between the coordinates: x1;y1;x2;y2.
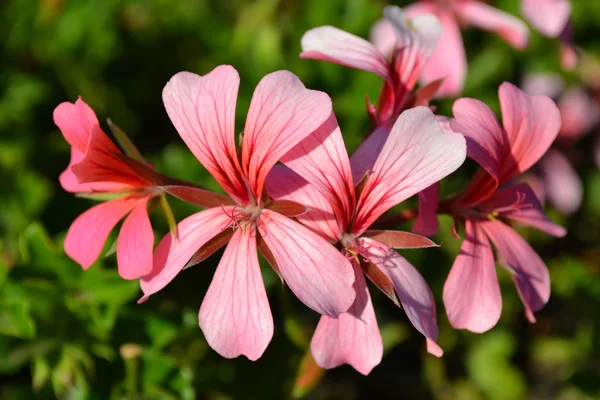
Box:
32;356;51;392
380;322;409;354
107;118;145;162
0;300;36;339
145;316;178;350
466;330;526;400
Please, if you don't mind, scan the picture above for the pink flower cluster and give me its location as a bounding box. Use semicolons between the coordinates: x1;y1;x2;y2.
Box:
55;4;567;375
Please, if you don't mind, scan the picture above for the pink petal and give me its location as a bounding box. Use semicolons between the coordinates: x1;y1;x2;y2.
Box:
350;124;392;184
539;150;582;215
162;66;249;204
281;112;355;230
361;237;440;347
412;182;440;237
310;261;383;375
139;207;234;300
442;220;502;333
300;26;390;80
370;18;397;60
265;166;342;243
455;1;529;49
71;125;147;187
53;97;99;153
117;199;154;280
59;148;129;193
241;70;332;199
199;230;273;360
499;82;561;181
258;209;355;317
483;182;567;236
558;86;599;140
451;96;506;181
384;6;443;91
419;10;466;98
64;197;140;269
353;107;466;235
521;0;571;38
480;219;551;319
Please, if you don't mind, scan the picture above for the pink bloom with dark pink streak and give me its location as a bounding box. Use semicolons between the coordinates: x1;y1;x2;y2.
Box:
445;82;566;333
55;98;159;280
267;107;466;374
301;6;443;128
406;0;529;97
139;65;356;361
301;6;446;237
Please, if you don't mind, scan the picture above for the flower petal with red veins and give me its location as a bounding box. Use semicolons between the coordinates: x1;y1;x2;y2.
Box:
72;125;147;187
480;219;550;319
482;182;567;236
140;207;235;301
242;71;332;199
353;107;466;235
384;6;442;91
300;26;390;80
443;220;501;333
281;112;355;230
199;230;273;361
60;148;129;193
162;66;249;204
361;237;440;346
266;166;341;243
451;97;506;181
412;182;440;237
454;1;529;49
521;0;571;38
53;97;99;153
498;82;561;181
350;125;392;184
259;209;355;318
65;197;140;269
311;261;383;375
117;199;154;280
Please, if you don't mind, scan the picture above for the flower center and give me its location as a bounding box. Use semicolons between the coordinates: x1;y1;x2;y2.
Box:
340;233;371;264
221;204;262;234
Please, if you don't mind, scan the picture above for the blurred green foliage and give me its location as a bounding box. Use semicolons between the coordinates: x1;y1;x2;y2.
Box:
1;0;599;398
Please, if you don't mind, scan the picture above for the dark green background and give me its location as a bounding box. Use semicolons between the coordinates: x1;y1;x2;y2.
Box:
1;0;599;398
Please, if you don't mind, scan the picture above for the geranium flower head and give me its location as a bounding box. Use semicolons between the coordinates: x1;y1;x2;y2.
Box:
268;106;466;374
138;65;356;361
301;6;443;126
55;98;161;280
445;82;566;333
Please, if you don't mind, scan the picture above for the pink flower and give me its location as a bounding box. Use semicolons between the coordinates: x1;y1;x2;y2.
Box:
139;65;356;361
301;6;443;127
445;82;566;333
55;98;160;280
521;0;571;38
406;0;529;97
267;106;466;374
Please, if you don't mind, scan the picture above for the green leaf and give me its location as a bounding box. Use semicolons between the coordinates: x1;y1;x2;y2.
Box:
32;356;51;392
159;193;178;239
107;118;146;162
0;300;36;339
